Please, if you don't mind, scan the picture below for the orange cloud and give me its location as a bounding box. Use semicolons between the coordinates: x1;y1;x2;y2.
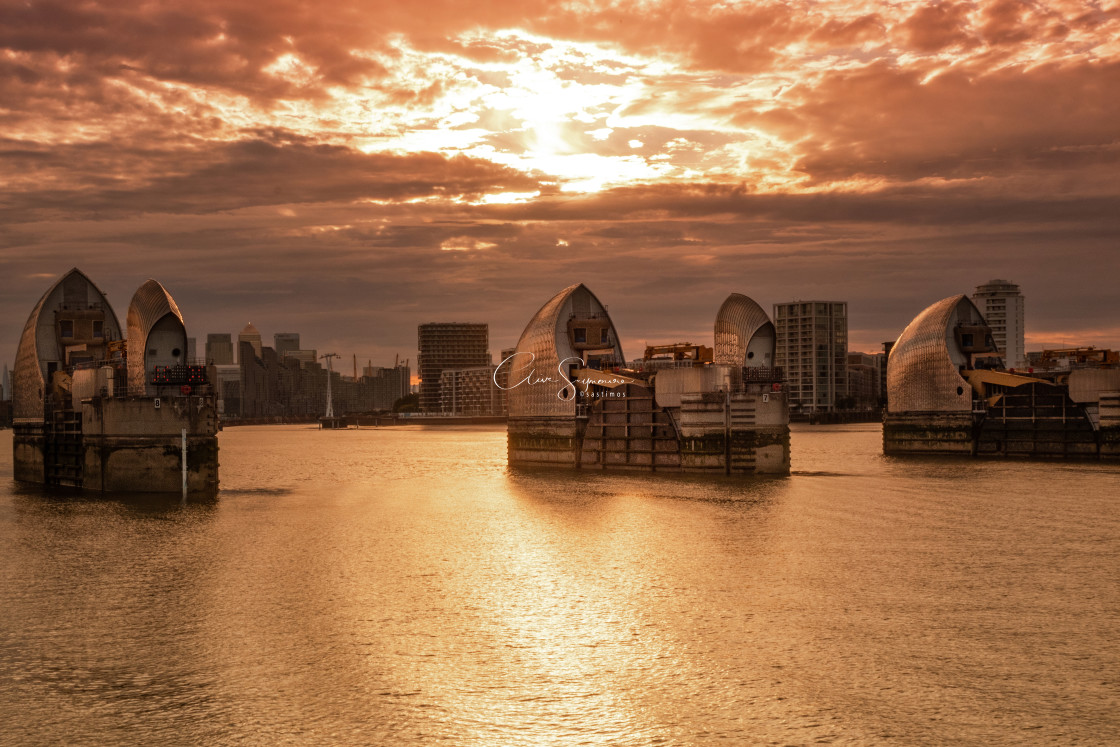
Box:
2;0;1118;362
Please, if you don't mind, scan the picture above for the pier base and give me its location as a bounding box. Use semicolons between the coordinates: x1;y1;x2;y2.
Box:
508;384;790;475
13;396;219;494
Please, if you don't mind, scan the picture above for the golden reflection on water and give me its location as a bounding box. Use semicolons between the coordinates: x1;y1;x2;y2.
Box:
1;425;1119;744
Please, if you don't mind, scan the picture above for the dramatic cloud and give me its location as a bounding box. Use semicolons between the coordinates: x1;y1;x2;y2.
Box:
0;137;540;219
1;0;1118;368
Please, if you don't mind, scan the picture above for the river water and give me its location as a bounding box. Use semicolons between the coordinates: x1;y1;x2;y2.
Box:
0;424;1117;745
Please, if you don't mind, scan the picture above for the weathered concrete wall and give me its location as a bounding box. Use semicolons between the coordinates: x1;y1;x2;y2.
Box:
508;416;585;467
679;431;728;472
81;397;218;493
1100;391;1120;428
677;427;790;474
883;412;975;455
82;396;216;437
510;384;790;475
676;387;790;475
886;383;1119;460
752;431;790;474
83;436;218;493
748;385;789;427
13;397;219;493
652;367;729;409
976;420;1097;457
580;385;683;471
1100;391;1120;458
1068;370;1120;404
978;383;1099;458
1101;425;1120;459
12;424;45;483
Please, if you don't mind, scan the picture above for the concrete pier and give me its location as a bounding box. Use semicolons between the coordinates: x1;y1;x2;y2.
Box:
14;396;219;493
506;285;791;476
11;269;220;493
508;385;791;474
507;416;586;467
82;397;218;493
883;412;975;455
884;293;1119;461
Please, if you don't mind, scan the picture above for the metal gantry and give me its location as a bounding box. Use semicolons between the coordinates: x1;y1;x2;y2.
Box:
320;353;339;418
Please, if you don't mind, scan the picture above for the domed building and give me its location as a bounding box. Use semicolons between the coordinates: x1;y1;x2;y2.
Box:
127;279;190;397
12;270;218;492
714;292;776;369
506;283;625;422
505;286;790;474
12;268;122;428
884;294;1113;458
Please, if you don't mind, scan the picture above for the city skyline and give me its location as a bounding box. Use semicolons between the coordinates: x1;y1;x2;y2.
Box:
0;274;1114;382
2;1;1118;370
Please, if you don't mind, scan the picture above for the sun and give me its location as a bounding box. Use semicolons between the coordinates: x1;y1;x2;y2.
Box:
270;30;786;197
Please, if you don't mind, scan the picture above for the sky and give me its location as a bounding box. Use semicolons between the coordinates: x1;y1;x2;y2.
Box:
2;0;1119;372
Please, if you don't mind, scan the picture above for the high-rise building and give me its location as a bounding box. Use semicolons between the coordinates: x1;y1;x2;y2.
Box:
274;332;300;359
773;301;848;414
417;323;491;412
846;352;881;411
211;364;241;416
238;322;263;362
880;341;894;407
972;279;1026;370
440;365;502;415
361;364;412;410
287;349;318;367
206;333;234;365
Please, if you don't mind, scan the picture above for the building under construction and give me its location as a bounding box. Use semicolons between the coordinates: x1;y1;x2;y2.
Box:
12;269;219;493
505;285;790;475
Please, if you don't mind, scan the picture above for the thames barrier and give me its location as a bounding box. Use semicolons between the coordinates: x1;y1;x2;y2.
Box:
884;294;1120;458
503;284;791;474
11;269;218;493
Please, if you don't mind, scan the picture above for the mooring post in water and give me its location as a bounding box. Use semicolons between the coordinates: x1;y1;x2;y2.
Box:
181;428;187;496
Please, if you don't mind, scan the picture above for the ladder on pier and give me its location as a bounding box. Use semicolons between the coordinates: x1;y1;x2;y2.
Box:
44;409;84;488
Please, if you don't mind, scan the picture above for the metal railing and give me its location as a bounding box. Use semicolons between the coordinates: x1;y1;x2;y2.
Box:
628;359;699;372
67;358;214;400
742;366;784;382
151;363;209;387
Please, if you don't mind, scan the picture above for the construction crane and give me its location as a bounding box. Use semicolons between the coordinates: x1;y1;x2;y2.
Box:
320;353;339;418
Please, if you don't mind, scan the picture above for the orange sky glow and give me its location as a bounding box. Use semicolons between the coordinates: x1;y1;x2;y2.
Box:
1;0;1118;364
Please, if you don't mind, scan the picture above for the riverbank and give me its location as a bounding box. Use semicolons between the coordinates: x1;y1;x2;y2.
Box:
221;414;508;428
